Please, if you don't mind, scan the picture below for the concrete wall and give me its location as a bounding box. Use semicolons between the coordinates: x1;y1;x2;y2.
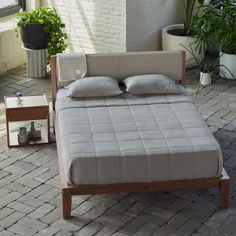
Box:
0;16;26;75
45;0;127;53
0;0;55;75
127;0;183;51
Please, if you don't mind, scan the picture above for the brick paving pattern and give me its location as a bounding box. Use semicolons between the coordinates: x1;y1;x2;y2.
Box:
0;67;236;235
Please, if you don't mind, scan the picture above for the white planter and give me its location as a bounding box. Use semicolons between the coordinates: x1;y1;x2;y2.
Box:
162;24;202;67
204;0;211;4
220;52;236;79
200;72;211;85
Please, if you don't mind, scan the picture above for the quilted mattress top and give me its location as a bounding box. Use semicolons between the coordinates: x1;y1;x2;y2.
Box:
55;89;222;185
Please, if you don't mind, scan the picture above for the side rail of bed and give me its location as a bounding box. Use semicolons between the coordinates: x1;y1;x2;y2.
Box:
50;55;58;111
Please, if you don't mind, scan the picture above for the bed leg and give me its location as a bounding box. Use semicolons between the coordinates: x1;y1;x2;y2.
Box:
62;189;72;219
219;169;230;209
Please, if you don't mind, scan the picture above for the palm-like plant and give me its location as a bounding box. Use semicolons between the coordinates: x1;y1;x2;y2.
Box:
191;0;236;54
216;0;236;54
184;0;204;35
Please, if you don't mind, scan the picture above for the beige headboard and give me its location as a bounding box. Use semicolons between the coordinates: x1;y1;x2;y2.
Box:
86;51;185;82
51;51;186;109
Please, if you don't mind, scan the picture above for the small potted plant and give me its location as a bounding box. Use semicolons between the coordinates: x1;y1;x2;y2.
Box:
199;60;217;85
186;3;221;85
16;6;68;59
184;43;219;85
191;0;236;79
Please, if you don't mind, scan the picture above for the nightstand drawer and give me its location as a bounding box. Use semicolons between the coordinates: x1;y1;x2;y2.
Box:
7;106;49;122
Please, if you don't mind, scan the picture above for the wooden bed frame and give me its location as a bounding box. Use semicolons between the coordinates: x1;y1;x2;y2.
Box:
50;53;230;219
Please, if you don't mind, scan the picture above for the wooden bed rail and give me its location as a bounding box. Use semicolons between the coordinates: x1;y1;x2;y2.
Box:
50;55;57;111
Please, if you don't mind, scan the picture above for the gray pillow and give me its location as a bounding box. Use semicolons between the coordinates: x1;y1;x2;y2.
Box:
123;74;179;95
66;76;122;97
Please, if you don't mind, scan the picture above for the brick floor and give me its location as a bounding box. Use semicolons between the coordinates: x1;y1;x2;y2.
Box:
0;66;236;235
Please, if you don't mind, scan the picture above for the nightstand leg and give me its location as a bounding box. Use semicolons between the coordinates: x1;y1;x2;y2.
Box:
6;122;10;147
47;115;50;144
5;111;10;147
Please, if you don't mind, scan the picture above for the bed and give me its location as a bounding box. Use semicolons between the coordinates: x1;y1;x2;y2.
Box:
51;51;230;219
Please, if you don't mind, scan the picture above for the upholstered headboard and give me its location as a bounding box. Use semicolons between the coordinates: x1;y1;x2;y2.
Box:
51;51;186;109
86;51;185;81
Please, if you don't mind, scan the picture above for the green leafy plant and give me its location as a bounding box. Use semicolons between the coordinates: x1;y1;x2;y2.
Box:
215;0;236;54
16;6;68;59
191;0;236;54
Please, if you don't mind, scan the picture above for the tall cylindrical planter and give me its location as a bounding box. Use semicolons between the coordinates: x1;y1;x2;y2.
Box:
23;47;47;79
220;52;236;79
200;72;211;85
162;24;202;68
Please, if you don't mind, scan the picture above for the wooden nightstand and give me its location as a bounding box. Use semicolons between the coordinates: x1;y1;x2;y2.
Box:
4;94;50;147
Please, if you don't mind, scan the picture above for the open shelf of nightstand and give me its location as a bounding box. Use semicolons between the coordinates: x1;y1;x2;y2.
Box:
9;125;49;147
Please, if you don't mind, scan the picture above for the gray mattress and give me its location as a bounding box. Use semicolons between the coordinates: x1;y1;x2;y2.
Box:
56;89;222;185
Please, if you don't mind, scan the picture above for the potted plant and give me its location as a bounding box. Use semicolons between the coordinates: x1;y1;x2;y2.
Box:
182;5;221;86
16;6;68;59
199;59;218;85
184;43;219;85
191;0;236;79
162;0;204;66
217;0;236;79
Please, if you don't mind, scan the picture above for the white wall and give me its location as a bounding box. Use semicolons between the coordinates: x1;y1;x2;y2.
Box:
127;0;183;51
45;0;182;53
0;16;26;75
45;0;127;53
